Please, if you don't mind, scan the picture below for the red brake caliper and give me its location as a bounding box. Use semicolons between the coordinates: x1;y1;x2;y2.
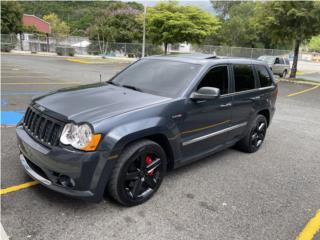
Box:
145;155;154;176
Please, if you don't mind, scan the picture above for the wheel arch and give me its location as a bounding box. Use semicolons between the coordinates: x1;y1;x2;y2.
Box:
118;133;175;171
257;109;270;127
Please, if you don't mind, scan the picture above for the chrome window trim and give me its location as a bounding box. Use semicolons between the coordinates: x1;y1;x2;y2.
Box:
182;122;248;146
221;86;274;97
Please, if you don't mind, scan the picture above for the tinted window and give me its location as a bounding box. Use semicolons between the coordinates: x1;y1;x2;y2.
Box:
234;64;255;92
197;66;229;95
111;59;202;98
279;58;284;64
256;65;273;87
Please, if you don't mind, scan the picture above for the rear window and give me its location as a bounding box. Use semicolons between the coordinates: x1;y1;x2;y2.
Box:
233;64;255;92
255;65;273;87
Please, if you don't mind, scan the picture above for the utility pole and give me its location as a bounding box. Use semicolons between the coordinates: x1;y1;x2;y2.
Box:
142;2;146;58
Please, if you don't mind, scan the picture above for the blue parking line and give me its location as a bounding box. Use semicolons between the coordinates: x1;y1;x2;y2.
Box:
1;111;23;125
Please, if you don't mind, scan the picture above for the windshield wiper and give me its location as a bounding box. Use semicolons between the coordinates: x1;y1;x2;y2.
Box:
108;81;119;86
121;84;143;92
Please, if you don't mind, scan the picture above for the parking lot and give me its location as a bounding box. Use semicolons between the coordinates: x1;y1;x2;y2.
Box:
1;54;320;240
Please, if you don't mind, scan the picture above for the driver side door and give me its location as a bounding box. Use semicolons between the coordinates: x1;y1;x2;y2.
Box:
179;65;233;161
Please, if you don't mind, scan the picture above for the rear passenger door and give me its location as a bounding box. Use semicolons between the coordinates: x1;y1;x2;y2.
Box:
229;64;260;140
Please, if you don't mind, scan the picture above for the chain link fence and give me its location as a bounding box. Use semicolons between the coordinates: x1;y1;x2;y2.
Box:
1;33;313;60
191;45;291;59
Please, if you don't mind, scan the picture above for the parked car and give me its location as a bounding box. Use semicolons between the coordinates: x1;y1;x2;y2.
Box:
258;55;290;77
17;54;278;206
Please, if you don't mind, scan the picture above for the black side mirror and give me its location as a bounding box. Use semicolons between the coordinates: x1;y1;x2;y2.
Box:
190;87;220;100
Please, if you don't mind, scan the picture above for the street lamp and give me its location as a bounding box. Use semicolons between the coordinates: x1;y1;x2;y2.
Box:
142;2;146;58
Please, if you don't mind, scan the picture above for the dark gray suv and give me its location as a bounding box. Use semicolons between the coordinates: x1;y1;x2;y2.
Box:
16;54;277;206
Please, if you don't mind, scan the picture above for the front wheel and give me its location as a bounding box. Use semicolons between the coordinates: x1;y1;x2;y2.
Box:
236;115;267;153
107;140;167;206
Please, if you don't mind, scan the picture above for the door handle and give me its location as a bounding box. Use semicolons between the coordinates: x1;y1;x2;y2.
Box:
220;103;232;108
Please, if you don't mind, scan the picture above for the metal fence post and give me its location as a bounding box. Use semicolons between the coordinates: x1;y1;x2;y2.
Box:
250;48;253;59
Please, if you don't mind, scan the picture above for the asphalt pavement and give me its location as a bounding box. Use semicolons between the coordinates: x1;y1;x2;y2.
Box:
1;54;320;240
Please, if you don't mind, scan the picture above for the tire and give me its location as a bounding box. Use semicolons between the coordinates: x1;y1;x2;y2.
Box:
280;70;287;78
236;115;268;153
107;140;167;206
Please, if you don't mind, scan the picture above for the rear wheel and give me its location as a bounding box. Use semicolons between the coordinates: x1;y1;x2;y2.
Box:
280;69;287;78
107;140;167;206
236;115;267;153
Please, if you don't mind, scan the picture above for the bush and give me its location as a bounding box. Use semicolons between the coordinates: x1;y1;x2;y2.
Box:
1;35;17;52
1;43;16;52
56;46;75;56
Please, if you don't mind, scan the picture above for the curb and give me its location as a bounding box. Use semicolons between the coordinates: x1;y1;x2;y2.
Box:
2;51;136;63
278;79;320;86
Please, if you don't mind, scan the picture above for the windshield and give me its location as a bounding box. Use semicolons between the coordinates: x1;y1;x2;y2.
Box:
110;59;202;98
258;56;275;64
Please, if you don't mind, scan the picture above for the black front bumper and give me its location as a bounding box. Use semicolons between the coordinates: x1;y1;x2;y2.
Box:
16;125;115;202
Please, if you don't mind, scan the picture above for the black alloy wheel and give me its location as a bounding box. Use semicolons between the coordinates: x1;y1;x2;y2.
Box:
250;118;267;151
236;114;268;153
108;140;166;206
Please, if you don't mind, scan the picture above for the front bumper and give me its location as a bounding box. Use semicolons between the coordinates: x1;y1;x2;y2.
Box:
16;125;115;202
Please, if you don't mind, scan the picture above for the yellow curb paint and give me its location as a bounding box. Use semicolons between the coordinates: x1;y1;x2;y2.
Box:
288;85;319;97
296;210;320;240
0;181;39;195
2;82;80;85
65;58;91;64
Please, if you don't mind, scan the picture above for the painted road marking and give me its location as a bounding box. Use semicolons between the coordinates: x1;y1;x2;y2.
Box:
65;58;91;64
2;82;80;85
1;111;23;125
0;181;39;195
288;85;319;97
296;210;320;240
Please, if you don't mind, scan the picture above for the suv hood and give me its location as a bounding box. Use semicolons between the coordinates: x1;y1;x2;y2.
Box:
34;83;170;123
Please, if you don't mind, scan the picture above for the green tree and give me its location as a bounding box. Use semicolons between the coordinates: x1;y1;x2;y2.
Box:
210;1;241;19
88;6;142;54
261;1;320;78
43;13;70;41
19;1;143;36
309;35;320;52
147;2;221;54
1;1;23;33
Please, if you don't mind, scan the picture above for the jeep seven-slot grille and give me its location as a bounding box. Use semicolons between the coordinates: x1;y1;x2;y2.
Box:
23;106;64;148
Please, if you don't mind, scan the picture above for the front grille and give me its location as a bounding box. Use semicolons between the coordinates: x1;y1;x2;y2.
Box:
23;106;64;148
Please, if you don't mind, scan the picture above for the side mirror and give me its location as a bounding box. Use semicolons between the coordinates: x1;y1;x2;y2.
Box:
190;87;220;100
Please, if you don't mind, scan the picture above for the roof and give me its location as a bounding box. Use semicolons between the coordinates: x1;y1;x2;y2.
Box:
146;53;264;65
22;14;51;34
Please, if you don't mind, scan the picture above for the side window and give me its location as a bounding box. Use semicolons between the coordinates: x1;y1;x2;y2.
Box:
233;64;255;92
275;58;280;64
197;66;229;95
256;65;273;87
285;58;290;65
279;58;285;64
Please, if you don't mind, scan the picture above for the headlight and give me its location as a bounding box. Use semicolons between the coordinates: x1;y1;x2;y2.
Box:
60;123;101;151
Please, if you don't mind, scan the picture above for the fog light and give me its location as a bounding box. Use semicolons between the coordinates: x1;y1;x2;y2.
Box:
58;175;75;188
